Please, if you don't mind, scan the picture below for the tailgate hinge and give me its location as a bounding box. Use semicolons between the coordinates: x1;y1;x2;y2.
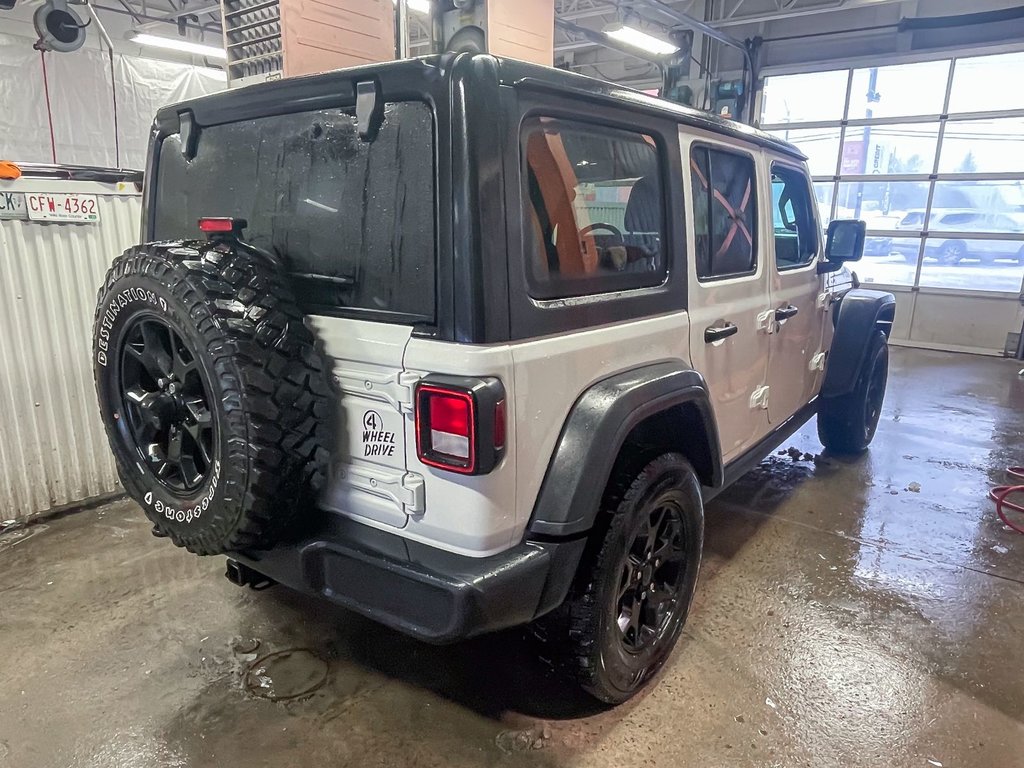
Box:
333;370;420;412
338;464;426;515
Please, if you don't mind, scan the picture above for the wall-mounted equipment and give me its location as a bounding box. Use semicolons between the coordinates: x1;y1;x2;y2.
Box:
33;0;88;53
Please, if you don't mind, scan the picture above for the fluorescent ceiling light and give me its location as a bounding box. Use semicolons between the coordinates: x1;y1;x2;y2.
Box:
392;0;432;14
129;32;227;60
604;23;679;56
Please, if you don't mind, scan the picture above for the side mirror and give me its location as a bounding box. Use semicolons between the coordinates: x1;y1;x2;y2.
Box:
819;219;866;273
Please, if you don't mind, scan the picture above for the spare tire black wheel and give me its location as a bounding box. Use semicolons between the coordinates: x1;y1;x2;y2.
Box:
92;240;332;555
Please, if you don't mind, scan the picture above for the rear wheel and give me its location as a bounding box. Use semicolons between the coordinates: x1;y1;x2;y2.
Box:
818;330;889;454
533;453;704;704
938;240;967;265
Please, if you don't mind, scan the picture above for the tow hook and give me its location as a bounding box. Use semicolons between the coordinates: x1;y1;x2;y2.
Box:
225;559;276;591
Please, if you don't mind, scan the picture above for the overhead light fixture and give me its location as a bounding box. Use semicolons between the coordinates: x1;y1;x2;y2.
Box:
603;23;679;57
129;32;227;60
392;0;432;14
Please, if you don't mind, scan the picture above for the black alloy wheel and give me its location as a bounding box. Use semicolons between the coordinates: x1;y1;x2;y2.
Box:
532;453;704;704
615;501;687;654
862;347;887;446
117;315;215;494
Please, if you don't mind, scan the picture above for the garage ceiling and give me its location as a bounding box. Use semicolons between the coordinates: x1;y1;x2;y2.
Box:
2;0;1023;91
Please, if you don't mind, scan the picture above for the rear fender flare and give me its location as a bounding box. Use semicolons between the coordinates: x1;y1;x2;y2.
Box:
527;363;722;539
822;289;896;398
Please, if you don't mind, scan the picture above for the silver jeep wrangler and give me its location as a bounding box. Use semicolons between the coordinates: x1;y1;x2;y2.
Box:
93;53;894;703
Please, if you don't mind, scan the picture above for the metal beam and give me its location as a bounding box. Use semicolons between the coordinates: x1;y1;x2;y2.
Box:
711;0;908;28
138;1;222;28
635;0;748;55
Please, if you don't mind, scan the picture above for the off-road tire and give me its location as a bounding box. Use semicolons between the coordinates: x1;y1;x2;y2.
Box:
818;330;889;454
92;240;332;555
532;453;704;704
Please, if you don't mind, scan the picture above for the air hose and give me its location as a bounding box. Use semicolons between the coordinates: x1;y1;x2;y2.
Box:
990;467;1024;535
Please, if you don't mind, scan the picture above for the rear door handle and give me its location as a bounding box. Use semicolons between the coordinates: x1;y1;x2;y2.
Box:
704;322;739;344
775;305;799;321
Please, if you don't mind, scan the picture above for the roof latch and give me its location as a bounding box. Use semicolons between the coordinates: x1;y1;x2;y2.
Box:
355;79;384;142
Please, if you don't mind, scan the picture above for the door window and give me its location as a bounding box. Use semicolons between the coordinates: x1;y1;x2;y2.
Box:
770;164;819;269
690;146;758;280
522;117;667;300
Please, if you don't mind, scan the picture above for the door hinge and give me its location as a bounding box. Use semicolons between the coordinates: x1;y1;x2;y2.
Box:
332;369;420;412
817;291;835;310
749;385;770;410
337;464;426;515
809;351;827;371
756;309;777;334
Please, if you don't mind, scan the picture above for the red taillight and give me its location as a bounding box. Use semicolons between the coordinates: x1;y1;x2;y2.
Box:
198;217;236;233
416;385;476;473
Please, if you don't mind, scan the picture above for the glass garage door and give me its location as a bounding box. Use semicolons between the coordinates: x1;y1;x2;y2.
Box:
760;51;1024;355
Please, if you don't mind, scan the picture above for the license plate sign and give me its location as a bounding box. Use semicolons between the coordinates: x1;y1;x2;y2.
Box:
0;191;27;219
25;192;100;223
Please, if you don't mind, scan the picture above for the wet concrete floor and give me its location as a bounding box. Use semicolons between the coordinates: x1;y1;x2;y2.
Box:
2;347;1023;767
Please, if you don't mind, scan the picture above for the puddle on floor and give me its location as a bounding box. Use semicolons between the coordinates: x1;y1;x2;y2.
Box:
244;648;329;701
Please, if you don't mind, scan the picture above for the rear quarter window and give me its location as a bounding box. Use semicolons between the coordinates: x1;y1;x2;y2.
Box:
153;102;436;322
521;117;668;300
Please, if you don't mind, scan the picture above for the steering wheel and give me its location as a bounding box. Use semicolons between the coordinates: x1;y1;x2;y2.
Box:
580;222;624;241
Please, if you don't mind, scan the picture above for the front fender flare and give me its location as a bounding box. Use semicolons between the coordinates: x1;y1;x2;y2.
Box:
527;362;722;539
822;289;896;398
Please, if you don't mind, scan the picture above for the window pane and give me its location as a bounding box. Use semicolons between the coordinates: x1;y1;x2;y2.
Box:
949;52;1024;114
835;181;931;225
691;147;758;279
840;123;940;175
767;126;840;176
919;238;1024;291
931;180;1024;213
814;182;835;224
771;164;818;269
856;237;920;286
939;117;1024;174
154;102;435;319
522;117;666;299
761;70;848;124
848;61;950;119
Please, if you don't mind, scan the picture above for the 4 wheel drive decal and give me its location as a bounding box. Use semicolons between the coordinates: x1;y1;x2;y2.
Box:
96;287;167;367
362;410;396;457
142;460;221;524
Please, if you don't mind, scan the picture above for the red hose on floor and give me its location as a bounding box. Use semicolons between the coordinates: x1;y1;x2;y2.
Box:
989;467;1024;535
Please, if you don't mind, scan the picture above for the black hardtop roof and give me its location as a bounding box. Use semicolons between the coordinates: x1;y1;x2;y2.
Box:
156;53;805;162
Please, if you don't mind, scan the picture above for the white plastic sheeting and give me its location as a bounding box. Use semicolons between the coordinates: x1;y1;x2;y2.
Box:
0;34;52;163
0;177;141;522
0;31;224;169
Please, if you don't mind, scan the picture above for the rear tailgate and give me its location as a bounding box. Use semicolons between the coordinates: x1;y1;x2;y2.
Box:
311;316;422;529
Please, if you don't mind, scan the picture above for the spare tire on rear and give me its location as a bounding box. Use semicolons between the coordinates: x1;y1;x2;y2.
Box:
92;239;332;555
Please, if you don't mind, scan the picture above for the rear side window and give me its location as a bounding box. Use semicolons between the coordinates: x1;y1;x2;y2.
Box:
522;117;667;300
690;146;757;280
770;163;818;269
153;102;435;321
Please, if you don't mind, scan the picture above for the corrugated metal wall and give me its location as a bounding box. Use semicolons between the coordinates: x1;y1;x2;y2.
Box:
0;178;141;522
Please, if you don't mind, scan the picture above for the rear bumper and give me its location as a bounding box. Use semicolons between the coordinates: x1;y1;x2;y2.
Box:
230;516;586;644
